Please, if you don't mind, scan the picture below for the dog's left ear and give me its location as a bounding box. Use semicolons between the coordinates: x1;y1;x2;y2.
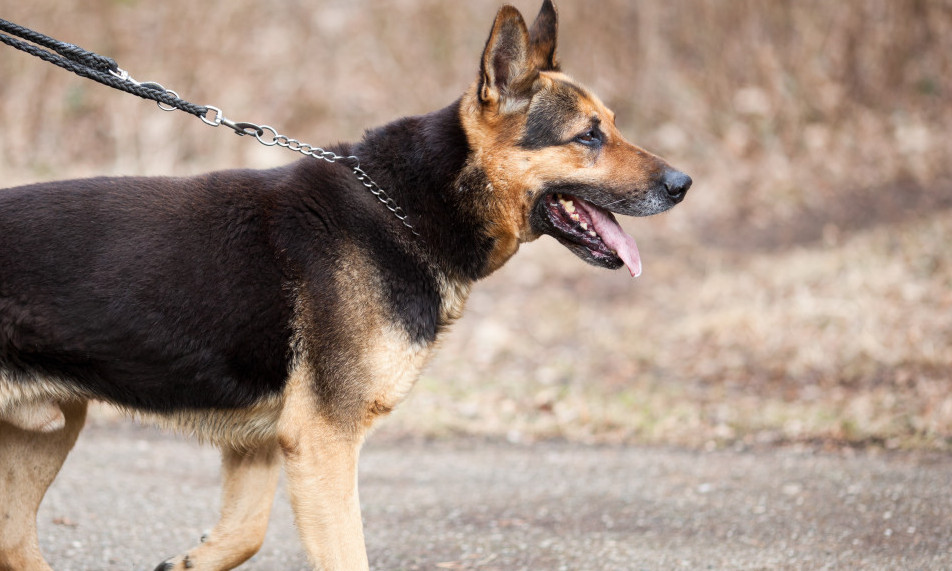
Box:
529;0;559;71
479;6;535;108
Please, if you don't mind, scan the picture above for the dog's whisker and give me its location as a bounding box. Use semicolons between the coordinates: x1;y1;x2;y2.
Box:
601;197;629;209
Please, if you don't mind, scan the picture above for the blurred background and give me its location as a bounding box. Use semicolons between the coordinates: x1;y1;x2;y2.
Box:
1;0;950;449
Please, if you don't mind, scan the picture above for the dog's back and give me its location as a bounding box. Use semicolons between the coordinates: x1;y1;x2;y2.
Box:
0;170;298;413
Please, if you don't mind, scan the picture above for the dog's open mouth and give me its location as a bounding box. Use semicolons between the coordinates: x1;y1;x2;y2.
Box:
541;193;642;277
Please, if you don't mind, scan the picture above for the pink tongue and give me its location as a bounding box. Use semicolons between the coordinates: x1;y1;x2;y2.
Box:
577;200;642;277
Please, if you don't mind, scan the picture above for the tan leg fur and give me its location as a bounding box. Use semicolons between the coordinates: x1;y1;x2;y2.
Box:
1;400;65;433
0;400;88;571
277;365;370;571
156;442;282;571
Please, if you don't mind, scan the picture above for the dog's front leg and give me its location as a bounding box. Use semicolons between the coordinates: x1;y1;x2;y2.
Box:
282;426;367;571
278;377;369;570
154;442;281;571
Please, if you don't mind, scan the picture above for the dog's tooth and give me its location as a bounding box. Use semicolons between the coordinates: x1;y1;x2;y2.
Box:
580;222;588;230
588;230;597;237
563;200;576;213
571;213;580;222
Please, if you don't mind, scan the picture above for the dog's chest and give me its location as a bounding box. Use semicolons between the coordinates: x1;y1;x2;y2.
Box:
355;277;473;417
360;324;433;415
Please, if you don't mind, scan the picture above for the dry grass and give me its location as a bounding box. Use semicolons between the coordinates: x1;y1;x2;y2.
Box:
2;0;950;449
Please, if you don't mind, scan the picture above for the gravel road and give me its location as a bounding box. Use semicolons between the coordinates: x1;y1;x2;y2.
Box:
36;422;951;571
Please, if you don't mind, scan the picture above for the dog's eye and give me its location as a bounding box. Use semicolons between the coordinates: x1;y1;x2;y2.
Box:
574;129;602;147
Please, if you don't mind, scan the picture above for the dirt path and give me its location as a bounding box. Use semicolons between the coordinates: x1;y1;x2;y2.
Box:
37;422;951;571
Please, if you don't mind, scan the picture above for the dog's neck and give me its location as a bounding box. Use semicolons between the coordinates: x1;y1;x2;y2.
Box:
350;100;496;282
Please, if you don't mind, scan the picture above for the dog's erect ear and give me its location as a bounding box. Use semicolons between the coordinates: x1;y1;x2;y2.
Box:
479;6;535;108
529;0;559;71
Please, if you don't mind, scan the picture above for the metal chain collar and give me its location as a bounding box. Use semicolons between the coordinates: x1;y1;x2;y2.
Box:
0;17;418;236
117;68;420;237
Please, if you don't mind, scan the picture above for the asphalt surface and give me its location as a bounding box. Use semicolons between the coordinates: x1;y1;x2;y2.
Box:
36;422;952;571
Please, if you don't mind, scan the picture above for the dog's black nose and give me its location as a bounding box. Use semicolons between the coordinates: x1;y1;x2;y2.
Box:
662;169;692;203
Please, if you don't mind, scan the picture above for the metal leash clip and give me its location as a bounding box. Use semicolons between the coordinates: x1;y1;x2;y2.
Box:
199;106;264;138
108;68;181;112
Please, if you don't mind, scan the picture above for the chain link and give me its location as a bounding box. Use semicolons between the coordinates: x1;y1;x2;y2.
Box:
118;75;419;237
0;15;416;233
252;123;419;235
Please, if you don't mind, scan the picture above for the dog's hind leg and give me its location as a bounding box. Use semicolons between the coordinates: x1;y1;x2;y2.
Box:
0;400;87;571
154;441;281;571
1;400;66;433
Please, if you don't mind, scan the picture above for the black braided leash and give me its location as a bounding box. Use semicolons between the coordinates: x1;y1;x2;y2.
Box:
0;18;208;117
0;18;420;236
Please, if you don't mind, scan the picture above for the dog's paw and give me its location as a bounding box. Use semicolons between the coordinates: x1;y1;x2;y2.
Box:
153;554;194;570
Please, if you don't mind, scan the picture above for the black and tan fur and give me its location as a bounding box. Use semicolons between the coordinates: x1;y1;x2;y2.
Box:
0;3;690;570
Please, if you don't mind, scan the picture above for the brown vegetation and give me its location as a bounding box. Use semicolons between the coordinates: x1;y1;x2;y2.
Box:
1;0;950;449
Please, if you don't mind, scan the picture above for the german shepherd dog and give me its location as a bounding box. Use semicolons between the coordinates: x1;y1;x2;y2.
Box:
0;2;690;569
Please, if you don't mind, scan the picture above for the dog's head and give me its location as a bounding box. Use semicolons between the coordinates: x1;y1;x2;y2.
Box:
460;0;691;276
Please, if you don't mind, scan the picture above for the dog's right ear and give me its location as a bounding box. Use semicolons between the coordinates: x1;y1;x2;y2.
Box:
529;0;559;71
478;5;535;109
